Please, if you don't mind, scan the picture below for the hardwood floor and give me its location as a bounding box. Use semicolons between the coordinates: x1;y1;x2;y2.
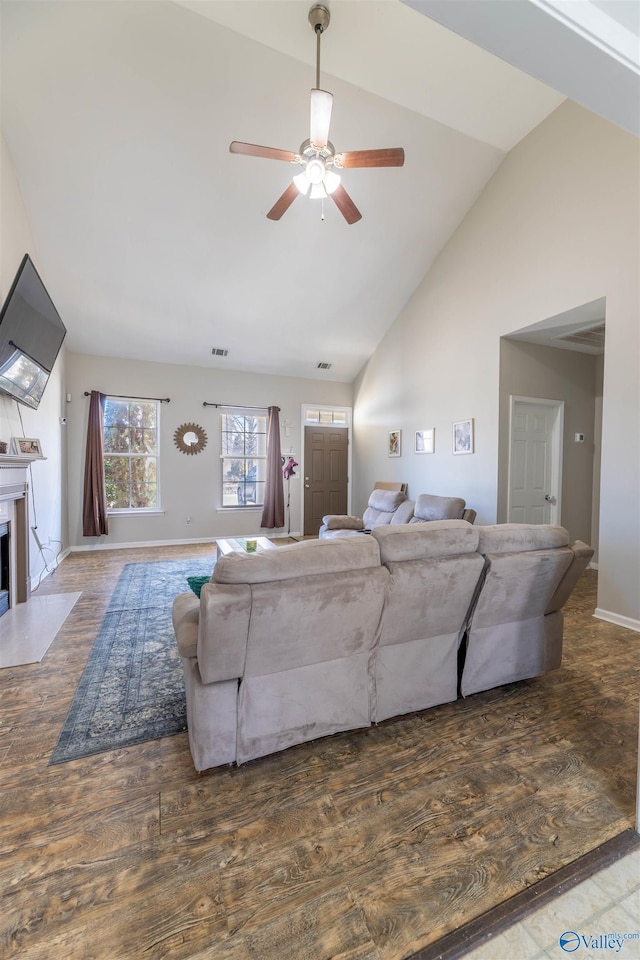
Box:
0;545;638;960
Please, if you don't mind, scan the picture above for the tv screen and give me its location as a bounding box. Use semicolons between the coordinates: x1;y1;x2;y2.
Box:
0;254;66;410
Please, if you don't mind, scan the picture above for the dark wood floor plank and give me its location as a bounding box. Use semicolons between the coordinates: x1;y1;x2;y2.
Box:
2;834;227;960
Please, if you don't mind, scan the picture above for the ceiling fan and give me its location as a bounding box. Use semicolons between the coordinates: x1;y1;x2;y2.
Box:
229;4;405;224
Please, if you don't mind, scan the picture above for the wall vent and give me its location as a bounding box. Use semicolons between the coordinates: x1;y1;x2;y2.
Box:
316;361;332;370
554;323;605;350
211;348;229;357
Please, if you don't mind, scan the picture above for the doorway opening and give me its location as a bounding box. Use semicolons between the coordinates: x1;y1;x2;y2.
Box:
498;298;604;557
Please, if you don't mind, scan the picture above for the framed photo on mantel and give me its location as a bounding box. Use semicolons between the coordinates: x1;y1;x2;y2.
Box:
11;437;44;458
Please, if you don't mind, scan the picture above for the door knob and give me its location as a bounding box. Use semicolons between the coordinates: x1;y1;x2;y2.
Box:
545;494;553;502
304;483;310;488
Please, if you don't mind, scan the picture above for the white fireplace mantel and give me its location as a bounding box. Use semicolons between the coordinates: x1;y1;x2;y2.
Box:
0;454;46;470
0;455;43;604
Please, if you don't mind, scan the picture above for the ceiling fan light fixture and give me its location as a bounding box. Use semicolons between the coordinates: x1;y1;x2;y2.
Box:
293;171;310;194
306;156;325;184
323;168;341;194
309;182;327;200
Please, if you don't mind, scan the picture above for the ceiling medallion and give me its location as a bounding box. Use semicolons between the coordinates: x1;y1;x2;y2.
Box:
174;422;208;455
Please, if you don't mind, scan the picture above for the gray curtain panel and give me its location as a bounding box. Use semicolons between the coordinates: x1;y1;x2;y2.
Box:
260;405;284;529
82;390;109;536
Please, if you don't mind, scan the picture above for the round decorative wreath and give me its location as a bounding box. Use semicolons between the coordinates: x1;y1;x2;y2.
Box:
174;422;208;455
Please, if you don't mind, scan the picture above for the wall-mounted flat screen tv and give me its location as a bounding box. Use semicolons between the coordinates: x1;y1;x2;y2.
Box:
0;254;67;410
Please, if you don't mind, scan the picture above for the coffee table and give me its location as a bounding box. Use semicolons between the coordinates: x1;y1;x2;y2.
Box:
215;536;277;560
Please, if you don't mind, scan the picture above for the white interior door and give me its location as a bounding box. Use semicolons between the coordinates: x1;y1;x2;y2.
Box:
508;397;564;524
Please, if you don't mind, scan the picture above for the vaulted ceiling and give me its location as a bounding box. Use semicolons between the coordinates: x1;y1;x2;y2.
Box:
1;1;636;382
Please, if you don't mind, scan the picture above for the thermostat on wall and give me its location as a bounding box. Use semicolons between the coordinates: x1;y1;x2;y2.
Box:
575;433;585;442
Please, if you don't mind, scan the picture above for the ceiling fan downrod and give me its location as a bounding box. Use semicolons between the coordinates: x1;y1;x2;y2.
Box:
309;4;330;89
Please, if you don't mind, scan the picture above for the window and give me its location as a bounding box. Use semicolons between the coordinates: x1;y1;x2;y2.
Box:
304;408;347;425
103;397;159;511
221;408;267;507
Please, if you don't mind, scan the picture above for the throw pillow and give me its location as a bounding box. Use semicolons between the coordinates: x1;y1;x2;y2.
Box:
324;515;365;530
187;575;210;598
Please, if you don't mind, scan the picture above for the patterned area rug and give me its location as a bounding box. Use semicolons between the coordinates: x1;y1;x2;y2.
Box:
49;556;216;764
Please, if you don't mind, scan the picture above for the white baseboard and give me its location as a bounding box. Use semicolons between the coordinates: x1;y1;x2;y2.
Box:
70;537;217;552
31;546;72;590
68;533;298;553
588;561;599;570
593;608;640;633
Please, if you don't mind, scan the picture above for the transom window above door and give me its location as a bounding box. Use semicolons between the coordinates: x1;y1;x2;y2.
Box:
304;409;348;425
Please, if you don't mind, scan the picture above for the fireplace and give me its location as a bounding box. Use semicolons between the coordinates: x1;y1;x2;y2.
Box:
0;521;9;617
0;458;35;612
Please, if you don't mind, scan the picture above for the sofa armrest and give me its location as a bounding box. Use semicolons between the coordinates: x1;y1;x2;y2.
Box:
172;591;201;660
545;540;594;613
321;514;365;531
462;508;477;524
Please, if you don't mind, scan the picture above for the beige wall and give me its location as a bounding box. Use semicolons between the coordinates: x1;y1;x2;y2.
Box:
0;133;68;588
497;338;598;555
353;101;639;625
66;352;352;547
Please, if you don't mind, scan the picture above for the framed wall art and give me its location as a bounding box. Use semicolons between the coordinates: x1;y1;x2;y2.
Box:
415;428;434;454
388;429;401;457
452;419;474;455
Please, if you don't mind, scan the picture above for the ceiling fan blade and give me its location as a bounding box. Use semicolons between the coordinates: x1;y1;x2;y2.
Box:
309;89;333;149
230;141;297;163
266;182;300;221
337;148;405;169
330;184;362;225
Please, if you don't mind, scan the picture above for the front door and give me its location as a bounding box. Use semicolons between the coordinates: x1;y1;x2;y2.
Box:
508;398;563;524
303;426;348;536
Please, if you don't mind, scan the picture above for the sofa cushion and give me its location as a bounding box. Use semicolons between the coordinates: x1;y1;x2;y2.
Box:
372;520;479;562
213;536;381;584
477;524;569;554
411;493;465;522
322;514;365;531
390;499;416;524
368;488;405;512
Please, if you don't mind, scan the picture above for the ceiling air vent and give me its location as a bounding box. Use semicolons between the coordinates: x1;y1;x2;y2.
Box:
211;348;229;357
316;362;332;370
555;323;605;350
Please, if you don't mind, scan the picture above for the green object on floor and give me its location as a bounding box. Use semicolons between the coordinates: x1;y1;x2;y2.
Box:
187;575;209;598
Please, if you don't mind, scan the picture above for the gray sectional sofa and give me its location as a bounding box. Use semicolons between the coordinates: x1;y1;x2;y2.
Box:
173;521;592;772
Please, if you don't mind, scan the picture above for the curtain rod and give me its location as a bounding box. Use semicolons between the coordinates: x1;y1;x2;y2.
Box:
202;402;280;411
84;392;170;403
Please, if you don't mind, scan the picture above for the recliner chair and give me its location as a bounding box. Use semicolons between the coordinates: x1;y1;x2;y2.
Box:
410;493;477;526
319;486;413;539
319;486;476;539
